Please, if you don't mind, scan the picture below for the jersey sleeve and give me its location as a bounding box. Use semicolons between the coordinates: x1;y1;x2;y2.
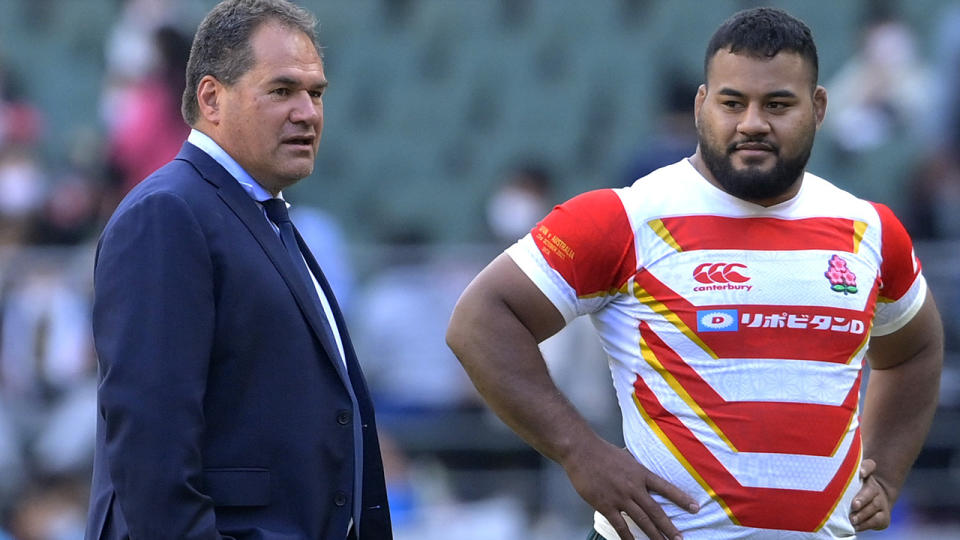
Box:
870;202;926;336
506;189;637;323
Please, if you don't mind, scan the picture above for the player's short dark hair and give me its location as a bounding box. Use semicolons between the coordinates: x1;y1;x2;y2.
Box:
181;0;320;125
704;7;818;86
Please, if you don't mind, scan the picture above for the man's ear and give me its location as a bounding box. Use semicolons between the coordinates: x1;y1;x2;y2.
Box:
197;75;224;125
694;84;707;128
813;85;828;128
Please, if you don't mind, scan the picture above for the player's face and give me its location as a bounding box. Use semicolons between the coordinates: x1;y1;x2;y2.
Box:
215;21;326;195
694;50;826;205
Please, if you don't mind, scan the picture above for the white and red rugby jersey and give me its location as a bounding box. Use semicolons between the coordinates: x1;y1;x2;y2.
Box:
506;159;926;539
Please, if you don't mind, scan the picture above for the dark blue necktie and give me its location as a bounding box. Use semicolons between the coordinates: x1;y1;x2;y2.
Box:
262;198;347;371
261;198;320;303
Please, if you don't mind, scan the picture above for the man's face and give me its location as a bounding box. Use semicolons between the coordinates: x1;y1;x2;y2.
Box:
216;21;327;195
694;50;826;205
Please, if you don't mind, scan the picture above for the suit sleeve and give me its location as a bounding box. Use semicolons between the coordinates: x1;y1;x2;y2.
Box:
93;191;221;539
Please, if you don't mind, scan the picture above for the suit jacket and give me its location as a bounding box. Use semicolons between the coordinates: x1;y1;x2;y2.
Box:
86;142;392;539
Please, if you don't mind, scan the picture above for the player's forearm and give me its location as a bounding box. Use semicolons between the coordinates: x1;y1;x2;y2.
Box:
447;292;602;465
860;347;941;502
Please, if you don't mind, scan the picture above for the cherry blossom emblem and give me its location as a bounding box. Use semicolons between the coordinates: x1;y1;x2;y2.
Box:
824;254;857;295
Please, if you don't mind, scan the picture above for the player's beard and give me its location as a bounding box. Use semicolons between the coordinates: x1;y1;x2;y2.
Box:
697;126;814;202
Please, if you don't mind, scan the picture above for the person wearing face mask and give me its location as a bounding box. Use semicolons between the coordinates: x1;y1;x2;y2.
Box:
86;1;391;538
447;7;943;540
485;164;555;245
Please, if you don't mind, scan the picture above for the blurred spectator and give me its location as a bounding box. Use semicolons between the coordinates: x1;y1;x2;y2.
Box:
0;147;46;247
102;24;191;197
29;129;108;246
0;255;97;509
102;0;183;84
621;73;698;185
906;151;960;239
6;475;88;540
484;163;555;245
101;0;190;199
0;60;46;247
0;60;43;150
905;3;960;239
823;12;931;156
30;175;103;246
351;228;479;415
927;3;960;150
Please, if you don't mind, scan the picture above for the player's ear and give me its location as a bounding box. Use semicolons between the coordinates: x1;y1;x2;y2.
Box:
694;84;707;127
813;85;827;128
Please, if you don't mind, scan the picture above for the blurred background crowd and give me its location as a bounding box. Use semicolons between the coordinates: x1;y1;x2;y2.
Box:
0;0;958;538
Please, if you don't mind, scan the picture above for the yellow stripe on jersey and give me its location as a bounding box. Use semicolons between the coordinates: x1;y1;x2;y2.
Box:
577;282;631;300
829;409;859;459
815;441;861;532
638;331;738;453
648;219;683;252
827;325;871;458
846;322;872;365
852;221;868;253
633;284;718;360
631;392;740;525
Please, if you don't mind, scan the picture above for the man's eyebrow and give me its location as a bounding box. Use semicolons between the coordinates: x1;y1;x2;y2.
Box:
716;87;745;97
765;89;798;99
267;75;328;90
715;87;798;99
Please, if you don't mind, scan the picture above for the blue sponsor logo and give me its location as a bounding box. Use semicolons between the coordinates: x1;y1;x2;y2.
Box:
696;309;739;332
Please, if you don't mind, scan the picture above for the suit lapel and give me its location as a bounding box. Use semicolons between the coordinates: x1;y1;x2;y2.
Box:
175;143;350;384
296;228;370;397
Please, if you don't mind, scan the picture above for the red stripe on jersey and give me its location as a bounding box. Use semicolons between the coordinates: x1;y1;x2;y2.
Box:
639;321;860;456
655;216;865;252
634;375;861;531
531;190;636;297
870;202;921;301
634;270;878;363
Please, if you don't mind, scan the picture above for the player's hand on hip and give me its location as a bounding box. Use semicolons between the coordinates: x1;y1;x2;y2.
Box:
850;458;892;531
561;439;698;540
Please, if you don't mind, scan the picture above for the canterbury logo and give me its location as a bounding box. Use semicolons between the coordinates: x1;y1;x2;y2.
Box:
693;263;750;284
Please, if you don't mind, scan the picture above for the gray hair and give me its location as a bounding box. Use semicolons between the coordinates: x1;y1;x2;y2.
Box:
181;0;320;125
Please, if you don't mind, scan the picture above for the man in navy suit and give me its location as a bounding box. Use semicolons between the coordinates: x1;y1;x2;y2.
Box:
85;1;392;538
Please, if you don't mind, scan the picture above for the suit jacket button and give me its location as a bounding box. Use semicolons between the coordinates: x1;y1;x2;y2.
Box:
334;491;348;506
336;410;351;425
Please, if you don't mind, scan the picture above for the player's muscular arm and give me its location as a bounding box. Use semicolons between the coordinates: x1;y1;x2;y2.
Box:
851;292;943;531
447;253;698;540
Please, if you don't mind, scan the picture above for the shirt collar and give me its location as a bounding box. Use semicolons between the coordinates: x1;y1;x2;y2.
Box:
187;129;282;203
